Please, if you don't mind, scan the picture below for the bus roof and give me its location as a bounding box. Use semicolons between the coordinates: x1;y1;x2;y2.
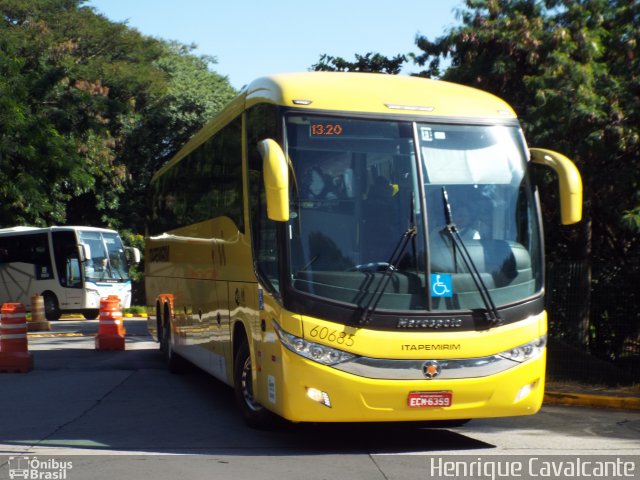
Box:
244;72;517;119
154;72;518;180
0;226;119;236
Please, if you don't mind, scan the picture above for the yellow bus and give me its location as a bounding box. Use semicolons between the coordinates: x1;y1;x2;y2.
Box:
145;72;582;428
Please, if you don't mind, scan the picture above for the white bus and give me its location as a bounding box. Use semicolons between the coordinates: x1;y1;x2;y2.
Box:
0;226;140;320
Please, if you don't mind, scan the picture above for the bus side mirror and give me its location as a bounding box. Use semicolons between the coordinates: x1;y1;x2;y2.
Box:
530;148;583;225
127;247;141;264
77;244;90;263
258;139;290;222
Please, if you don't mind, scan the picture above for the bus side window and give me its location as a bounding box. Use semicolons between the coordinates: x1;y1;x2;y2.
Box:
8;233;54;280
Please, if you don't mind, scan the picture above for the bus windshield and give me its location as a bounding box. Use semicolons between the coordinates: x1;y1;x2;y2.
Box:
285;115;542;313
79;230;130;281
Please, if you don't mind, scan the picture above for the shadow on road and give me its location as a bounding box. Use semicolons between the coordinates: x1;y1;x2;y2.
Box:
1;343;495;455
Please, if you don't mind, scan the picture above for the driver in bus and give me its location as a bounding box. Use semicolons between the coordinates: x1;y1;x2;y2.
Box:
85;257;110;279
456;206;482;240
300;164;341;202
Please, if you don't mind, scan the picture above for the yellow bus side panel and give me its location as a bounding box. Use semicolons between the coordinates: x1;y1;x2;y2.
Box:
145;217;254;284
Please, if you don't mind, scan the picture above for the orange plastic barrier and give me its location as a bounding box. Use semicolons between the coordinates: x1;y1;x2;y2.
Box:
27;294;50;332
95;295;125;351
0;303;34;373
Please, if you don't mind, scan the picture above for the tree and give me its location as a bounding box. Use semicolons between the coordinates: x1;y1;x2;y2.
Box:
117;42;237;232
0;0;167;227
312;52;407;74
0;0;91;225
0;0;236;233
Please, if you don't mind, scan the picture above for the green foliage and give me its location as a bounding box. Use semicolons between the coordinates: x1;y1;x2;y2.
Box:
622;206;640;233
0;0;236;233
311;52;407;74
118;229;145;305
0;2;84;225
117;42;237;231
0;0;159;227
124;305;148;315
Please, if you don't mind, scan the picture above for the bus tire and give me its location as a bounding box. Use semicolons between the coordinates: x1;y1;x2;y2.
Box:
233;339;277;429
83;309;100;320
42;292;61;321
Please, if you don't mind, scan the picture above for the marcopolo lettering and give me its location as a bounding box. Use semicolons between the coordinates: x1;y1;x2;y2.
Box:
397;317;463;328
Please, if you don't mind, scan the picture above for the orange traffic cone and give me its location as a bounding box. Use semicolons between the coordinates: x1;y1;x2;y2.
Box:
28;294;50;332
158;294;175;318
0;303;34;373
95;295;125;351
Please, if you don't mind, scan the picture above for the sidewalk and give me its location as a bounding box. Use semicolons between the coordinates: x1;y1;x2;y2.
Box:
544;338;640;410
544;380;640;411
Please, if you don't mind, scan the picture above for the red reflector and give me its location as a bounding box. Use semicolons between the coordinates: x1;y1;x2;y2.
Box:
407;391;452;408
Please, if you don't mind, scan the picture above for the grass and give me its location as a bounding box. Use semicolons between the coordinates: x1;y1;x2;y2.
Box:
123;305;148;317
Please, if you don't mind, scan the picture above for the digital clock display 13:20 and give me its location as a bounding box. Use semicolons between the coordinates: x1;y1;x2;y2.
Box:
310;123;344;136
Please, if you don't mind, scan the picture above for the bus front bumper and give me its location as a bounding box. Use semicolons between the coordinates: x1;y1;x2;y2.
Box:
267;349;546;423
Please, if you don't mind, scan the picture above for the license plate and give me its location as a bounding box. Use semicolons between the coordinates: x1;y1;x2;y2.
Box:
407;391;453;408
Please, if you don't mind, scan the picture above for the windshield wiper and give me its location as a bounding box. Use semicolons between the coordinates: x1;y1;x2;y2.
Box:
358;199;417;325
441;187;502;326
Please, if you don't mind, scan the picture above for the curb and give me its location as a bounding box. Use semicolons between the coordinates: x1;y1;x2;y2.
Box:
28;332;85;338
544;391;640;411
28;332;148;338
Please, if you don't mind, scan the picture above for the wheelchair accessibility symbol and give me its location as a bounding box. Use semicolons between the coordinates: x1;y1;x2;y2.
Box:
431;274;453;298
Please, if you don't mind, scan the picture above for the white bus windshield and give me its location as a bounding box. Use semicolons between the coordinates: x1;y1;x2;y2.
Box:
285;115;542;313
79;231;130;281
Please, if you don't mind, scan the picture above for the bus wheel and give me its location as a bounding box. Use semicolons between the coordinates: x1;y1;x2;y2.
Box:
83;309;99;320
233;340;277;429
43;292;61;321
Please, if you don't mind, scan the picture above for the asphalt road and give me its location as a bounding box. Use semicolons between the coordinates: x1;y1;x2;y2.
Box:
0;319;638;480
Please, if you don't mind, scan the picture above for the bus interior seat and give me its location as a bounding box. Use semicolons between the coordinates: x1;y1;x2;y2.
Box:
430;235;532;288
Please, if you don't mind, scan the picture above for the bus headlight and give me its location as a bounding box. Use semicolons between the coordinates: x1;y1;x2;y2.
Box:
273;321;356;366
499;335;547;363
